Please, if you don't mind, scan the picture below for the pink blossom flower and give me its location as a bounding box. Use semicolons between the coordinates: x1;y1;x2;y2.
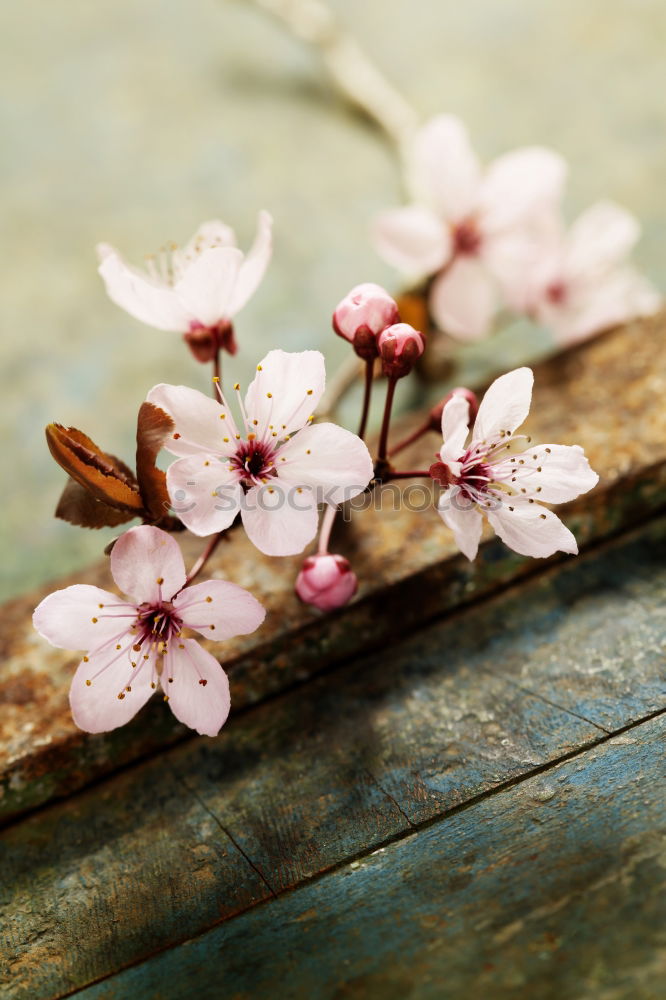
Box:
148;350;374;557
97;213;273;357
333;283;400;358
430;368;598;560
373;114;566;341
32;525;265;736
502;201;661;345
295;554;358;611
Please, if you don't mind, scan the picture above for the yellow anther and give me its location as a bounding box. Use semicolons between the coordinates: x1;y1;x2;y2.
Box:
212;375;220;383
116;644;121;650
206;596;213;603
117;692;125;700
83;655;89;662
223;437;229;443
257;365;263;371
156;576;164;584
248;432;256;441
233;382;240;390
306;449;311;455
267;392;273;398
307;389;313;395
85;679;91;686
91;617;98;623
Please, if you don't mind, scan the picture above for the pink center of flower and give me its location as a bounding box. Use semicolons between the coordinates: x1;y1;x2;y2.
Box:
230;438;277;487
135;601;183;644
453;218;482;256
545;280;567;305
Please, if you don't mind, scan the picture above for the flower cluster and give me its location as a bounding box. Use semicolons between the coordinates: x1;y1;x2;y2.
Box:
35;212;601;742
374;114;660;344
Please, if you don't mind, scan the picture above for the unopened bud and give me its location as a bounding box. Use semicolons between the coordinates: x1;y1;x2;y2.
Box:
428;387;479;431
333;283;400;360
377;323;425;379
295;554;358;612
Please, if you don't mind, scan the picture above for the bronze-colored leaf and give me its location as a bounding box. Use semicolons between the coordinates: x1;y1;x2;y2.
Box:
46;424;143;513
135;402;175;520
55;477;136;529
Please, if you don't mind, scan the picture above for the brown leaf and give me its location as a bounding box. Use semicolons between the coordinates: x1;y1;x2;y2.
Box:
135;402;175;520
55;477;136;529
46;424;143;513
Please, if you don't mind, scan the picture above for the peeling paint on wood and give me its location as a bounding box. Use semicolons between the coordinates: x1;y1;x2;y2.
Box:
1;316;665;821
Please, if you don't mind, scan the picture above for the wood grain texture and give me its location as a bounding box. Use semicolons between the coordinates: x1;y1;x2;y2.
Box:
2;316;665;822
2;520;664;999
78;715;666;1000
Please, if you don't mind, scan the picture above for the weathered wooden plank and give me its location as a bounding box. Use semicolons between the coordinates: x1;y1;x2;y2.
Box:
2;316;665;822
0;760;271;998
3;519;665;999
75;715;666;1000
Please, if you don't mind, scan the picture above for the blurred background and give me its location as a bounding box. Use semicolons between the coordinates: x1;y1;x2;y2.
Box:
1;0;663;601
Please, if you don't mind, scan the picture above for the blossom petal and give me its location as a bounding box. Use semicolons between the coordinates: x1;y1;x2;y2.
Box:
173;246;243;327
276;423;373;505
97;245;193;332
183;220;237;255
549;267;662;345
440;394;470;469
408;114;481;220
429;257;498;341
174;580;266;640
33;585;134;650
228;211;273;315
437;486;483;560
373;206;451;277
241;484;318;556
166;456;241;537
479;148;567;234
473;367;533;442
487;498;577;558
516;444;599;503
163;639;230;737
146;383;238;457
566;201;640;278
70;642;156;734
110;525;187;604
244;350;326;438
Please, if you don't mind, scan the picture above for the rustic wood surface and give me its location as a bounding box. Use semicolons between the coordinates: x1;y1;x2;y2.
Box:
1;315;665;823
2;515;664;999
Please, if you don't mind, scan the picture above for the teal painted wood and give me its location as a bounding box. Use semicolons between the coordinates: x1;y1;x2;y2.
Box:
4;522;666;997
76;715;666;1000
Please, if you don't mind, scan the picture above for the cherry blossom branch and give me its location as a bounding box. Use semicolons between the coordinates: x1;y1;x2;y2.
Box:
318;354;365;418
245;0;418;158
383;470;431;480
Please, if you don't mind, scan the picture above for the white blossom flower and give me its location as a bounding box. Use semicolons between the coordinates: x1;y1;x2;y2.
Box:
97;213;272;356
148;350;374;557
502;201;661;345
33;526;265;736
374;114;566;341
430;368;598;559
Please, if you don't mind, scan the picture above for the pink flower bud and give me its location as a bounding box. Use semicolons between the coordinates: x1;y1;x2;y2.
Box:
377;323;425;379
428;387;479;431
295;554;358;611
333;283;400;360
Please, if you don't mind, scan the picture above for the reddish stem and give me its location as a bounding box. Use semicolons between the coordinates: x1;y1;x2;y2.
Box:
388;421;431;458
383;470;431;480
186;531;224;586
376;376;397;463
357;359;375;441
